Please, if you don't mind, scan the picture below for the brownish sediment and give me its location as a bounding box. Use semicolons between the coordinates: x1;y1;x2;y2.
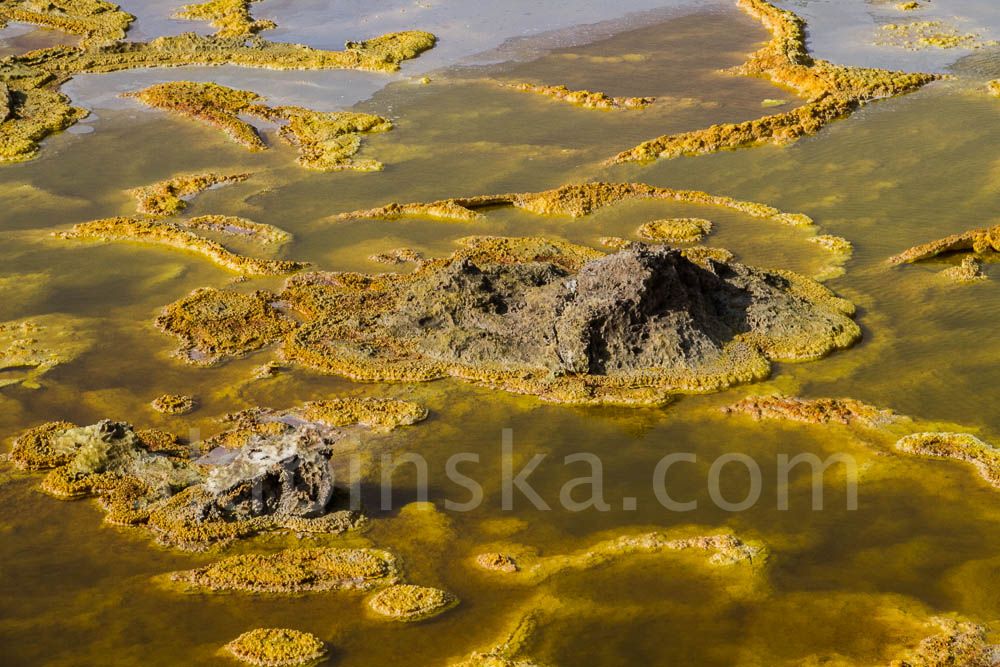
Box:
58;217;307;276
607;0;940;164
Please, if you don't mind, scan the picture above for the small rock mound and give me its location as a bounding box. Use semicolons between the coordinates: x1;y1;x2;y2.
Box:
224;628;326;667
367;584;458;621
476;552;519;573
151;394;196;415
895;432;1000;489
637;218;713;243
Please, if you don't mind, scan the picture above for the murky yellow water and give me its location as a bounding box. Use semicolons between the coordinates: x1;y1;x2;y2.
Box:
1;3;999;666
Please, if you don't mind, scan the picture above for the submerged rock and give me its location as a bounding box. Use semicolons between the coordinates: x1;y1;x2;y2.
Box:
723;394;899;428
499;82;655;110
151;393;196;415
637;218;713;243
0;314;93;389
224;628;326;667
280;238;859;405
890;617;999;667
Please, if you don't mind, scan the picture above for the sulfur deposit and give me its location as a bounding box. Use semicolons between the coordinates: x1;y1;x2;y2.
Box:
500;82;655;110
224;628;327;667
607;0;940;164
128;172;251;217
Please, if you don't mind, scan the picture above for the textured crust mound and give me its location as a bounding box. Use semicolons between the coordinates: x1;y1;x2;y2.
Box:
172;547;399;593
895;432;1000;489
501;82;655;110
128;171;251;217
367;584;458;621
723;394;898;428
637;218;713;243
155;287;297;366
181;215;291;246
125;81;393;170
888;225;1000;265
151;394;196;415
890;617;998;667
58;217;307;275
174;0;276;39
607;0;940;164
224;628;326;667
0;0;134;47
278;237;859;406
331;182;815;226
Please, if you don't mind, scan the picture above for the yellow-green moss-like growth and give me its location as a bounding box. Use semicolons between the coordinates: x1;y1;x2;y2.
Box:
895;432;1000;489
151;394;196;415
0;0;134;46
174;0;276;38
126;81;392;170
607;0;940;164
501;82;655;111
367;584;458;622
723;394;898;428
279;235;859;406
59;217;307;275
637;218;713;243
156;287;297;366
128;171;251;216
224;628;326;667
172;547;399;593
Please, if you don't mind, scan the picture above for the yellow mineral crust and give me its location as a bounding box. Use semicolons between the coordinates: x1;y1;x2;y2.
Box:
171;547;399;593
181;215;290;246
367;584;458;622
124;83;266;150
9;420;78;469
0;314;93;389
151;393;196;415
877;21;993;50
0;28;434;162
500;82;655;110
607;0;940;164
890;617;999;667
637;217;713;243
723;394;899;428
895;432;1000;489
126;81;393;171
331;182;816;227
277;236;858;406
501;532;765;586
940;257;988;283
174;0;276;39
888;224;1000;264
989;80;1000;97
155;287;297;366
224;628;327;667
59;217;307;275
128;171;252;217
0;0;134;46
